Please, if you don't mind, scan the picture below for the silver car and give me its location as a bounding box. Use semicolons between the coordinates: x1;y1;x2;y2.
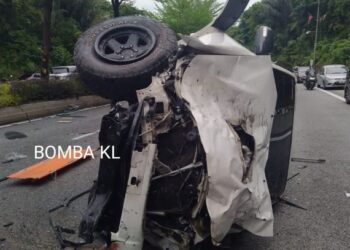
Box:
317;64;349;89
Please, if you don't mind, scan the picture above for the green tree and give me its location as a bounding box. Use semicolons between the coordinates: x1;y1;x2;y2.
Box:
232;0;350;68
0;0;42;79
0;0;146;79
155;0;221;34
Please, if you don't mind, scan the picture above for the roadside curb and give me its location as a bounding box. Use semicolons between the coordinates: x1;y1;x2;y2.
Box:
0;96;109;125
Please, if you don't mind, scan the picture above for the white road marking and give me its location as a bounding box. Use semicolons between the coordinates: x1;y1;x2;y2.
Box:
0;104;109;129
72;130;99;141
271;130;292;142
315;87;346;102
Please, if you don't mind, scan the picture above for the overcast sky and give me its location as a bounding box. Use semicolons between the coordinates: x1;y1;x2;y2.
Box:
134;0;261;11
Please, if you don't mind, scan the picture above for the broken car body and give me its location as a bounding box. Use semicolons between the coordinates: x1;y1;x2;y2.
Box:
72;0;296;249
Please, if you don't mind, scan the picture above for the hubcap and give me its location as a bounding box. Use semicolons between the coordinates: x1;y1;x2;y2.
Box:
95;25;156;63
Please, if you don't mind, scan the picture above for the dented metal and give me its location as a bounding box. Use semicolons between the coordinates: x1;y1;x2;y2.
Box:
73;1;296;249
176;55;276;242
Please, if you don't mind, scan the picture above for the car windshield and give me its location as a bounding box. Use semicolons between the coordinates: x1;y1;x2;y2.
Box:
325;67;348;74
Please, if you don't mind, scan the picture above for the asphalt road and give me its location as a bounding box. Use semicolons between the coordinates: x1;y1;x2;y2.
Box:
1;85;350;249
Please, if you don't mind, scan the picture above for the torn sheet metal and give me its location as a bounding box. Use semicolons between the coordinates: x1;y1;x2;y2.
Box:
111;144;157;250
181;27;254;56
176;55;277;243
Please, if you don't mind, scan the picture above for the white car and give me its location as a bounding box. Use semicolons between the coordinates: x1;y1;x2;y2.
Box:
317;64;349;89
50;65;78;80
25;72;41;80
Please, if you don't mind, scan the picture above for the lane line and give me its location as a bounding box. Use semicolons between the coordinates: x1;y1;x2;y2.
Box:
316;87;345;102
0;104;109;129
72;130;100;141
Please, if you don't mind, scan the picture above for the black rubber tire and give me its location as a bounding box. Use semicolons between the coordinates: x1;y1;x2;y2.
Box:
74;16;178;100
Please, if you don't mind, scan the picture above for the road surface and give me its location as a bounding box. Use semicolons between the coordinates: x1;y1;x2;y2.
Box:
0;85;349;249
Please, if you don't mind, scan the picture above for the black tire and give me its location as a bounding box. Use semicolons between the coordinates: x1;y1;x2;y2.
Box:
74;16;178;100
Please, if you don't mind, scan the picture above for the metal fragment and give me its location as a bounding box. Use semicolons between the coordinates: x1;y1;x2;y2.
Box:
2;152;27;164
287;173;300;181
291;158;326;164
278;197;307;211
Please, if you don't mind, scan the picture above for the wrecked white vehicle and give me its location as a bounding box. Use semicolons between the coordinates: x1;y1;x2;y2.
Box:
69;0;296;249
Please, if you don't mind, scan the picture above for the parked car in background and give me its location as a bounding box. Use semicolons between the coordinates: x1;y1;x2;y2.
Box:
50;65;78;80
26;72;41;80
317;64;349;89
295;66;309;83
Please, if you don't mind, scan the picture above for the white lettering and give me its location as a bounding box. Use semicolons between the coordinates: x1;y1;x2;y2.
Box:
73;146;83;159
35;146;44;159
45;145;56;159
58;146;71;159
111;146;120;159
101;146;110;159
84;146;94;159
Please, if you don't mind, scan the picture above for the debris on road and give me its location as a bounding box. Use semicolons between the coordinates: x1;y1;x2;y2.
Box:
298;165;308;169
49;188;92;248
4;149;91;182
2;152;27;164
287;173;300;181
278;197;308;211
49;188;92;213
4;131;27;140
345;192;350;198
3;222;13;228
291;157;326;164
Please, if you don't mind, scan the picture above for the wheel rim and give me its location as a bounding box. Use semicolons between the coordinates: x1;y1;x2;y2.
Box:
95;25;156;63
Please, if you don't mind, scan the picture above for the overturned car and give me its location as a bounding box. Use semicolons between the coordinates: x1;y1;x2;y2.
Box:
72;0;296;249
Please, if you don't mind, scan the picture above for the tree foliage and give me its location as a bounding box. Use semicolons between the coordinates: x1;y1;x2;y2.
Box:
154;0;221;35
232;0;350;68
0;0;144;80
1;0;349;80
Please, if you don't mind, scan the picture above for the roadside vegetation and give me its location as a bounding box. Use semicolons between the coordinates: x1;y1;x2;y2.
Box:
0;0;349;99
0;78;91;108
231;0;350;68
0;0;146;81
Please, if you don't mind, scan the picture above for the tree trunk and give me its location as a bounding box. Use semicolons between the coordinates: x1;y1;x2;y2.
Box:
112;0;121;17
41;0;53;82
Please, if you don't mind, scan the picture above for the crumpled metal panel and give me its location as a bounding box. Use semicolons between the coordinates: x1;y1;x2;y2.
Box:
181;27;254;56
176;55;277;243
